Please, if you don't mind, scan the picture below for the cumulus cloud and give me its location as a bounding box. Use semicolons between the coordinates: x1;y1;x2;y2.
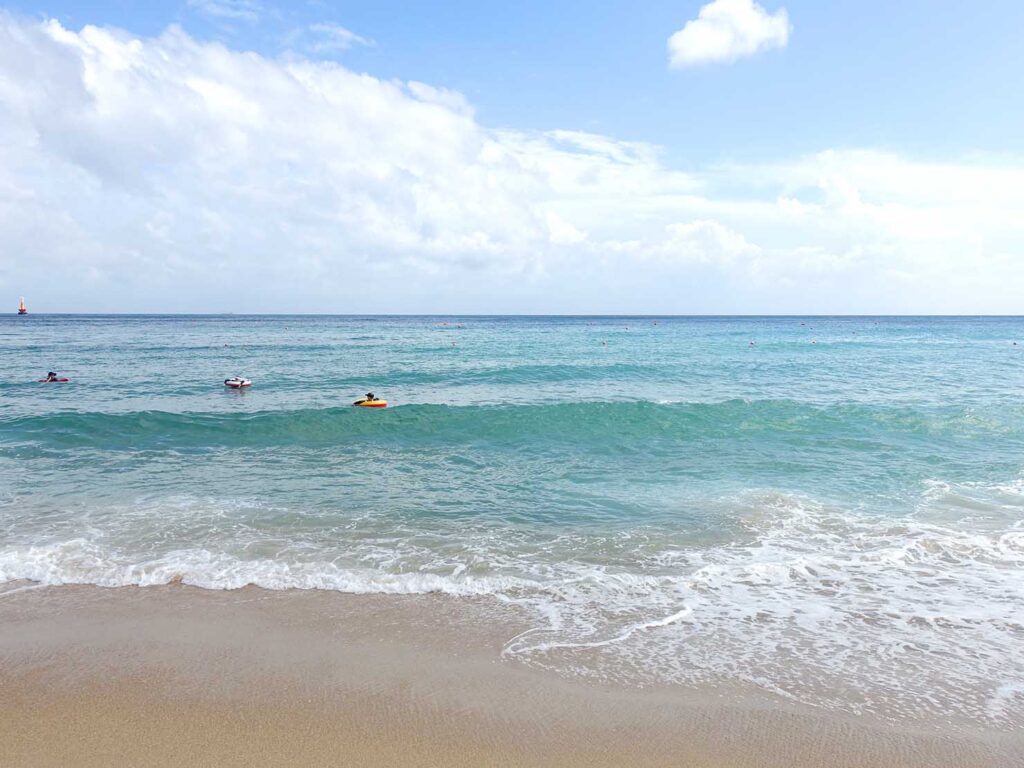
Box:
658;220;759;265
668;0;790;68
0;14;1022;313
604;220;757;265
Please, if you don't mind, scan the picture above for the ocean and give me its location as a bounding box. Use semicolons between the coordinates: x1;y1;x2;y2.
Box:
1;315;1023;727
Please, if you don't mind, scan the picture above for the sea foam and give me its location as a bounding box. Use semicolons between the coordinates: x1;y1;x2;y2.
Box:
2;487;1022;727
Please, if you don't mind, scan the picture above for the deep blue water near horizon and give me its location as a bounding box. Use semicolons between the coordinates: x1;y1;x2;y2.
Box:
2;314;1023;726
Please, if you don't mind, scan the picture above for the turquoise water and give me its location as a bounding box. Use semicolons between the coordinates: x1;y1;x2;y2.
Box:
2;315;1023;725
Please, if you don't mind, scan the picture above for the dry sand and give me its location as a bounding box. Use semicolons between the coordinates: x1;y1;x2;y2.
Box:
0;583;1019;767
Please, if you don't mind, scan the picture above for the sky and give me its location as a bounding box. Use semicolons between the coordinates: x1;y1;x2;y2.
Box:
1;0;1023;313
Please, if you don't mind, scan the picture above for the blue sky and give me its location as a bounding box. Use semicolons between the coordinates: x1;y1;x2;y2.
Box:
1;1;1024;312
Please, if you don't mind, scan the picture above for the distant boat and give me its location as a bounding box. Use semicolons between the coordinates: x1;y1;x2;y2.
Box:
17;297;26;315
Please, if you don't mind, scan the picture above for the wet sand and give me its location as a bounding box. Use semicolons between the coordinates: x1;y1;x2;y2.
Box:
0;583;1018;768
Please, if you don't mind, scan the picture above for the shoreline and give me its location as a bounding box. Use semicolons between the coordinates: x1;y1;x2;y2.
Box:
1;584;1018;767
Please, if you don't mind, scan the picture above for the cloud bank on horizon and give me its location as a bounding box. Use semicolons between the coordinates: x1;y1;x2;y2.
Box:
668;0;790;68
0;11;1022;313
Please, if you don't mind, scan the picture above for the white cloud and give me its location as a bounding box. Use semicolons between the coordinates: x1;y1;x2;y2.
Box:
0;14;1023;313
406;82;473;116
546;212;587;245
658;220;758;265
187;0;262;24
668;0;790;68
603;220;757;265
307;22;374;53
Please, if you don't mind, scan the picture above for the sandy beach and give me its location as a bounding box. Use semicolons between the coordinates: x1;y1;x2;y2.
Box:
1;583;1018;768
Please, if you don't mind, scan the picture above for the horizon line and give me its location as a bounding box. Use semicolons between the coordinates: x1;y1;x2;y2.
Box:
7;312;1024;319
